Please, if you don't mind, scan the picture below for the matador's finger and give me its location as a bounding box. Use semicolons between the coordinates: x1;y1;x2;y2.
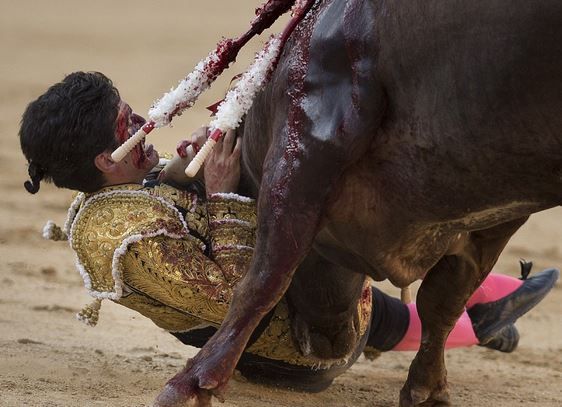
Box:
232;136;242;158
191;127;209;148
223;129;236;154
212;132;224;155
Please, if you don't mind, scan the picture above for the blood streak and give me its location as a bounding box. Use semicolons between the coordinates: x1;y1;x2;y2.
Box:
115;105;151;168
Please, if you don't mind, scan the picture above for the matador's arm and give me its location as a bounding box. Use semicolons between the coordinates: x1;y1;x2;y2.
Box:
116;193;256;330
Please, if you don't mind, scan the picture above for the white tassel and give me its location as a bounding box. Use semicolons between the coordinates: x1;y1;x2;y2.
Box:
42;220;68;241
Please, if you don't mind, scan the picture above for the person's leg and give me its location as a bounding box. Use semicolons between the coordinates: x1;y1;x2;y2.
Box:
365;288;477;353
466;272;523;309
392;303;477;351
467;264;559;345
367;262;559;353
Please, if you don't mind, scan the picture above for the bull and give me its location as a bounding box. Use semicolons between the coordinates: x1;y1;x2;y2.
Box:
156;0;562;405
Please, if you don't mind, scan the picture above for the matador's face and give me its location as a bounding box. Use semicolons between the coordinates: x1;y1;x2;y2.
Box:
114;100;159;172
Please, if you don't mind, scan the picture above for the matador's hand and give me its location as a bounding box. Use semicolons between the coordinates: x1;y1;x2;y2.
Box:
204;129;241;197
158;127;209;186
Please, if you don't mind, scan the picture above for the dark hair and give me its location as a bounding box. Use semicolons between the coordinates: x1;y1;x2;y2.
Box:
19;71;121;193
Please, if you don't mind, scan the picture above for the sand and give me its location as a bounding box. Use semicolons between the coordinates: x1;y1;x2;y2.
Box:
1;1;560;406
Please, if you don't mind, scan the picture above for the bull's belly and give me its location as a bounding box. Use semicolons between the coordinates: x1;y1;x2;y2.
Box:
320;159;555;286
314;223;456;287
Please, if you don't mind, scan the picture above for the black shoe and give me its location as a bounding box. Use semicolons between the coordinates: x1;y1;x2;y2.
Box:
480;324;520;353
467;267;559;346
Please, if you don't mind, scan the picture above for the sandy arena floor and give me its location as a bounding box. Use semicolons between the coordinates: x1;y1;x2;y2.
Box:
1;1;561;406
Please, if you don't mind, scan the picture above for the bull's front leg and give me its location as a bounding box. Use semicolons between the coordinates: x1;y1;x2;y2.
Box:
154;129;368;406
154;138;353;407
399;218;527;407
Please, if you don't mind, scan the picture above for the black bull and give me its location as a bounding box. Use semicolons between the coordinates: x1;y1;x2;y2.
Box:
156;0;562;405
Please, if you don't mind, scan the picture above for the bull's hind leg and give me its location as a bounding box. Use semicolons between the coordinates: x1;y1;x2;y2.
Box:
399;218;527;407
288;249;368;359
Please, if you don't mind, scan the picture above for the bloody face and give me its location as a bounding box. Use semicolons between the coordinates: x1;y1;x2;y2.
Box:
115;101;153;168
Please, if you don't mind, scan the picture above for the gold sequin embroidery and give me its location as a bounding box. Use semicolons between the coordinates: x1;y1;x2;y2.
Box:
120;236;233;325
71;188;189;295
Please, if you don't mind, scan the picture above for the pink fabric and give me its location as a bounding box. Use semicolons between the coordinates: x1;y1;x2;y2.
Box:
465;273;523;309
391;273;523;351
392;303;478;351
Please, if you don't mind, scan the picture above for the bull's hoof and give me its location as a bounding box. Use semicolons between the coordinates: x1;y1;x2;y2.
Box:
153;358;228;407
399;380;450;407
291;311;358;360
153;384;213;407
400;370;450;407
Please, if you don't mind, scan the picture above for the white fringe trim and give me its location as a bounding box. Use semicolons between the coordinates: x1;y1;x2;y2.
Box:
109;229;188;301
210;218;252;228
68;188;203;301
42;220;57;240
63;193;85;236
71;189;192;236
209;192;255;203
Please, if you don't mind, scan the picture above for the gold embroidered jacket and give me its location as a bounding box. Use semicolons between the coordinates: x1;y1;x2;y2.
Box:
46;183;371;367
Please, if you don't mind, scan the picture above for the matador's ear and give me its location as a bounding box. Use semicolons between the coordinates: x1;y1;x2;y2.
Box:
94;151;118;174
